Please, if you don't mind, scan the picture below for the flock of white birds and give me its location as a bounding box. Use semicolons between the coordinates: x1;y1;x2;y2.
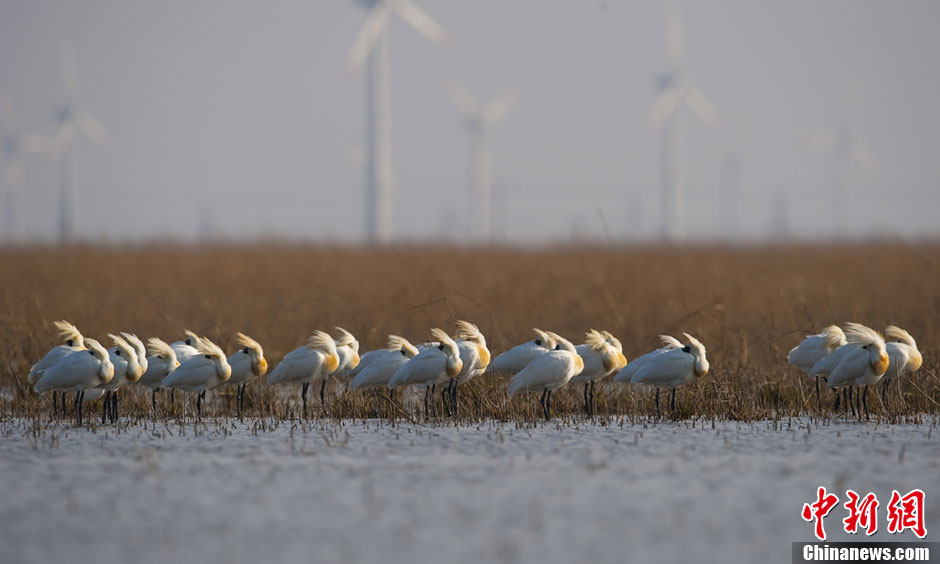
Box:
786;322;923;418
24;319;922;424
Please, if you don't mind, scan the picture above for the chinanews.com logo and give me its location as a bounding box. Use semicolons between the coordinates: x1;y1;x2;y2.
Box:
793;488;937;563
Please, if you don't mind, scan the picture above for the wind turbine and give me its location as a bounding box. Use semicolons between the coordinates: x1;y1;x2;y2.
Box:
809;86;875;239
646;0;718;242
345;0;450;244
0;93;54;244
448;82;519;242
51;42;108;245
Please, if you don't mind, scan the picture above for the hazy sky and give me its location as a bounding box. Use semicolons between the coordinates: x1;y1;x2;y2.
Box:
1;1;939;244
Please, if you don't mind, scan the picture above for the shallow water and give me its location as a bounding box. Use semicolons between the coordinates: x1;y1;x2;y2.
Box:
1;417;937;564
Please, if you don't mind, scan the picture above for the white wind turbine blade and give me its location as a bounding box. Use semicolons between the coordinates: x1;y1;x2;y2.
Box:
53;120;79;155
684;85;719;126
448;81;479;115
808;128;835;148
481;90;520;125
345;3;391;72
22;134;56;155
390;0;451;45
77;110;108;144
647;87;683;131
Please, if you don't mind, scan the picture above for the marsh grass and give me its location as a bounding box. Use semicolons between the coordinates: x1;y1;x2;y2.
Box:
1;243;938;426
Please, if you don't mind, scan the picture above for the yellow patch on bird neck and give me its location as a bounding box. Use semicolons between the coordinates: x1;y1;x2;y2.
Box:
253;356;268;377
326;354;339;373
873;351;889;376
910;350;923;372
477;344;490;369
573;354;584;373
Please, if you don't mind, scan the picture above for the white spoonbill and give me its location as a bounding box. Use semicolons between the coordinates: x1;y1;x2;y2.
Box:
34;338;114;426
823;323;889;419
225;332;268;417
327;327;361;401
881;325;923;404
170;330;203;363
388;328;463;418
508;332;584;421
570;329;628;417
162;337;232;418
350;335;419;391
492;329;555;374
448;320;491;416
28;320;85;415
97;333;144;423
631;332;709;417
267;331;339;417
612;335;683;384
138;337;180;409
787;325;846;404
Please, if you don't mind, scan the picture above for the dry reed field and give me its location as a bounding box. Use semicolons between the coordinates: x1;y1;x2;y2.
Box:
1;243;938;423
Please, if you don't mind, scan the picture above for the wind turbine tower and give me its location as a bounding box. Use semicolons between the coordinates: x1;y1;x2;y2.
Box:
647;1;718;242
345;0;450;244
51;43;108;245
809;86;874;240
448;82;519;242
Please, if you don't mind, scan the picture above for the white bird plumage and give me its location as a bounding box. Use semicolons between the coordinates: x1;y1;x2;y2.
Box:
570;329;628;416
170;330;203;364
612;335;683;384
267;330;339;416
788;325;847;374
388;328;463;389
631;333;709;416
27;320;86;386
138;337;180;410
816;323;889;418
226;332;268;416
507;331;584;420
162;337;233;416
492;328;555;374
349;335;419;390
34;338;113;425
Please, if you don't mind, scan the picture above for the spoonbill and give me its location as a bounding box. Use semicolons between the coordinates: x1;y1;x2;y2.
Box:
225;332;268;417
162;337;232;418
570;329;627;417
449;320;491;416
34;338;114;426
787;325;846;404
820;323;888;419
350;335;419;391
612;335;683;384
28;320;85;415
99;333;144;423
267;331;339;417
631;333;709;417
508;332;583;421
138;337;180;409
388;328;463;418
328;327;361;401
170;330;203;363
881;325;923;405
492;329;555;374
